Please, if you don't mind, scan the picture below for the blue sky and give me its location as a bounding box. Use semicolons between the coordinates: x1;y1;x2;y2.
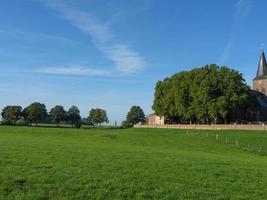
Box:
0;0;265;123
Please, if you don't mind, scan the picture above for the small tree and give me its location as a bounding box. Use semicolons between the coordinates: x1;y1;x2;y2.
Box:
1;106;22;125
23;102;47;126
126;106;146;127
50;105;66;126
67;106;81;128
88;108;109;127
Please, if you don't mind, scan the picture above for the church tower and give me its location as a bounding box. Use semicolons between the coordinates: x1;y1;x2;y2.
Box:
253;49;267;96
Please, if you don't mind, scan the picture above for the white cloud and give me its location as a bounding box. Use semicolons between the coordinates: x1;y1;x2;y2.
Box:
41;0;146;74
35;66;109;76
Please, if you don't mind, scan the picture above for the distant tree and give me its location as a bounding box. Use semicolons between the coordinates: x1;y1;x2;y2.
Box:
1;106;22;125
50;105;66;126
67;106;81;128
88;108;109;127
23;102;47;126
126;106;146;127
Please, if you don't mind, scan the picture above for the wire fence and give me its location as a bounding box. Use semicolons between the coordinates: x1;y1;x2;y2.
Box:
198;131;267;156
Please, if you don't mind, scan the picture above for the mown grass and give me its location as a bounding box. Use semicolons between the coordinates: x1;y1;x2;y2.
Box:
1;126;267;199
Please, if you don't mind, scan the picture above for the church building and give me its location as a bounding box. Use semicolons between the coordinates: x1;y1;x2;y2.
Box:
253;50;267;95
251;49;267;121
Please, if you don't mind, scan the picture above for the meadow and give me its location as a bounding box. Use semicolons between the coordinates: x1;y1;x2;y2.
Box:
1;126;267;199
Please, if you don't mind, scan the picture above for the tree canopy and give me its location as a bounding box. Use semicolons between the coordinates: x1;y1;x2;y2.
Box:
126;106;146;126
153;65;250;124
67;106;81;128
50;105;66;126
88;108;109;126
23;102;47;126
1;106;22;124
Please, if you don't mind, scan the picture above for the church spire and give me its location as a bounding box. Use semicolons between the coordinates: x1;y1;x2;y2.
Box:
255;48;267;79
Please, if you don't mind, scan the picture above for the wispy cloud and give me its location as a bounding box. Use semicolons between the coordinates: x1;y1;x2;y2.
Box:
35;66;109;76
219;0;252;64
219;39;235;65
40;0;146;74
235;0;253;19
0;29;84;47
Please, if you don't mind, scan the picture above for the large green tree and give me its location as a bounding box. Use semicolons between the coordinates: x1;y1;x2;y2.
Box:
125;106;146;126
88;108;109;126
23;102;47;126
67;106;81;128
50;105;66;126
1;106;22;124
153;65;250;124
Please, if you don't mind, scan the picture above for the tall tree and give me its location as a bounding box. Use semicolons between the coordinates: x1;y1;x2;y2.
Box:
67;106;81;128
50;105;66;126
1;106;22;124
88;108;108;126
126;106;146;126
23;102;47;126
153;65;250;124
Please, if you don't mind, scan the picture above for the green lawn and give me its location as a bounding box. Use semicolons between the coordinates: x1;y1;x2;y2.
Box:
1;126;267;199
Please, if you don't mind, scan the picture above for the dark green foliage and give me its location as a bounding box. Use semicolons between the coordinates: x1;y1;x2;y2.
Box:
121;120;132;128
1;106;22;125
50;105;66;126
23;102;47;126
125;106;146;127
66;106;81;128
88;108;109;126
153;65;250;124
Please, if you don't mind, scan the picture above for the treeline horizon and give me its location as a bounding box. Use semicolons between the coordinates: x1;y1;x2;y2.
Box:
0;102;108;128
1;103;147;128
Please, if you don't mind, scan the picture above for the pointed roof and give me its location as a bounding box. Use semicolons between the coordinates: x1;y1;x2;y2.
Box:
255;49;267;79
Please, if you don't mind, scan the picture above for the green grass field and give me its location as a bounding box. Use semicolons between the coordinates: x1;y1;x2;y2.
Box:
1;126;267;200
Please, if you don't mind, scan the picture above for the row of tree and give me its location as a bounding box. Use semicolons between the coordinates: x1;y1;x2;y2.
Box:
1;103;147;128
153;65;251;124
1;102;109;127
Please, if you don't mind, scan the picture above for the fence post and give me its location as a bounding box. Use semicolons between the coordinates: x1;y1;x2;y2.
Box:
216;134;219;141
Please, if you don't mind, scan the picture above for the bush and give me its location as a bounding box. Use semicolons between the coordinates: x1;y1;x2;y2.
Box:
121;120;133;128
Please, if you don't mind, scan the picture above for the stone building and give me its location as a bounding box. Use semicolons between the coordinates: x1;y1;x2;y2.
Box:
253;50;267;95
251;49;267;121
147;114;165;125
